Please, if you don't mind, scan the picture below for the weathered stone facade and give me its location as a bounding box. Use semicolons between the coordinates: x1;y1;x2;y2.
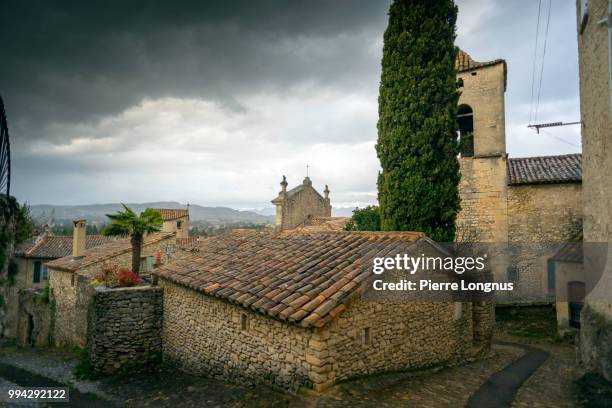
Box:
455;51;583;305
16;289;53;347
88;285;163;375
272;176;331;230
576;0;612;381
503;183;583;304
160;279;488;391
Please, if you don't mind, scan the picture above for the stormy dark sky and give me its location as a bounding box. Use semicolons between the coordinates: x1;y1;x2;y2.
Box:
1;0;580;209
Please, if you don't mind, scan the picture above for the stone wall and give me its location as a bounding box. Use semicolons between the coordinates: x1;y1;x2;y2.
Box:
457;156;509;243
16;289;53;347
161;279;482;391
50;270;92;347
88;285;163;375
318;298;474;387
577;0;612;382
502;183;583;304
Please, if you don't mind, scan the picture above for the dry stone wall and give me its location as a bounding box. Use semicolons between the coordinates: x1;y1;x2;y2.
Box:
88;285;163;375
160;279;482;391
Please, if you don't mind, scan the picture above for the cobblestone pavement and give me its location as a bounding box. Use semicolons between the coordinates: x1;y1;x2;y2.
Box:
0;335;583;407
501;334;582;408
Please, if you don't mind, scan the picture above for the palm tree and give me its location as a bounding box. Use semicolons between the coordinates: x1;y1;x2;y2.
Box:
102;205;163;274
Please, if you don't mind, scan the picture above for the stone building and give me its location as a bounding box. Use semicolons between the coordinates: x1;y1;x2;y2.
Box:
575;0;612;382
46;231;174;347
455;50;583;305
9;222;116;343
154;208;189;238
153;230;493;391
271;176;332;230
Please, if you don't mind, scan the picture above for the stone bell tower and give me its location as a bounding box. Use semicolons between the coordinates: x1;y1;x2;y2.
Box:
455;49;509;243
271;175;332;230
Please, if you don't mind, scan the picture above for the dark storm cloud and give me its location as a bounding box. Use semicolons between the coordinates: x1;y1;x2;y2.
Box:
0;0;389;143
2;0;581;207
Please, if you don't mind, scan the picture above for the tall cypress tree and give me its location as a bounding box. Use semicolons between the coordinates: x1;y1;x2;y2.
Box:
376;0;460;242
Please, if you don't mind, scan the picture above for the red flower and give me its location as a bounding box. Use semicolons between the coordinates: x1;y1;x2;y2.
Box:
117;269;140;287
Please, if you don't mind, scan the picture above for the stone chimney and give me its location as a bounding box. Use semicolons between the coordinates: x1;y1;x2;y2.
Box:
72;219;87;258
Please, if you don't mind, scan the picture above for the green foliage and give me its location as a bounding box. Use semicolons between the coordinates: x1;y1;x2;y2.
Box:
102;205;163;274
47;295;56;346
102;204;163;237
345;206;381;231
74;348;97;380
39;282;50;304
376;0;461;242
14;203;34;244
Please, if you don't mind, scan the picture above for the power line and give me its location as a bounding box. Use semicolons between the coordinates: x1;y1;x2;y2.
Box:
540;129;580;148
534;0;553;124
529;0;543;125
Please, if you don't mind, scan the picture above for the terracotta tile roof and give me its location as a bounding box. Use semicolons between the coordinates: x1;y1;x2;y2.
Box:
154;230;426;328
152;208;189;221
507;154;582;185
47;233;174;272
294;216;351;232
456;49;507;89
15;235;118;259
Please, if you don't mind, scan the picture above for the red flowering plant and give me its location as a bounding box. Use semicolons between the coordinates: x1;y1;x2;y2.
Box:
117;269;140;287
91;264;140;288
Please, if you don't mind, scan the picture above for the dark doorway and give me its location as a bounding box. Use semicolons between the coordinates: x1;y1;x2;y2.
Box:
26;313;35;346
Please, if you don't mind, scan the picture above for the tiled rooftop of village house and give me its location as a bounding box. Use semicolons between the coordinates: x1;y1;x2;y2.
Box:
152;208;189;221
46;233;174;271
507;154;582;185
153;230;426;329
15;235;119;259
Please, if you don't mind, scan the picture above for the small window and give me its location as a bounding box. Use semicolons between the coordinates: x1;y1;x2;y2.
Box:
42;265;49;281
458;104;474;157
33;261;41;283
140;256;154;273
507;266;519;283
362;327;371;346
547;259;556;293
70;274;75;287
454;302;463;320
241;313;249;331
471;71;477;76
177;220;183;229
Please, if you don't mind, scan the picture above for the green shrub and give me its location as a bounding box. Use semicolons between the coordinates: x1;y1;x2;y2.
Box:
74;348;96;380
345;206;381;231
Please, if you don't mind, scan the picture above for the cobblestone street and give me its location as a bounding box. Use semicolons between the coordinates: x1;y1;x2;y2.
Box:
0;330;594;408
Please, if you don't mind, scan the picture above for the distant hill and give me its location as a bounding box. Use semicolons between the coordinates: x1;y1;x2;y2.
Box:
30;202;274;226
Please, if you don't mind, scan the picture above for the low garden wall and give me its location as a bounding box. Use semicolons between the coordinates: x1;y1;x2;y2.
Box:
88;285;163;375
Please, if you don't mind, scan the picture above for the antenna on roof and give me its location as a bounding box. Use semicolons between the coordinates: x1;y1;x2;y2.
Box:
306;164;309;177
527;121;582;134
